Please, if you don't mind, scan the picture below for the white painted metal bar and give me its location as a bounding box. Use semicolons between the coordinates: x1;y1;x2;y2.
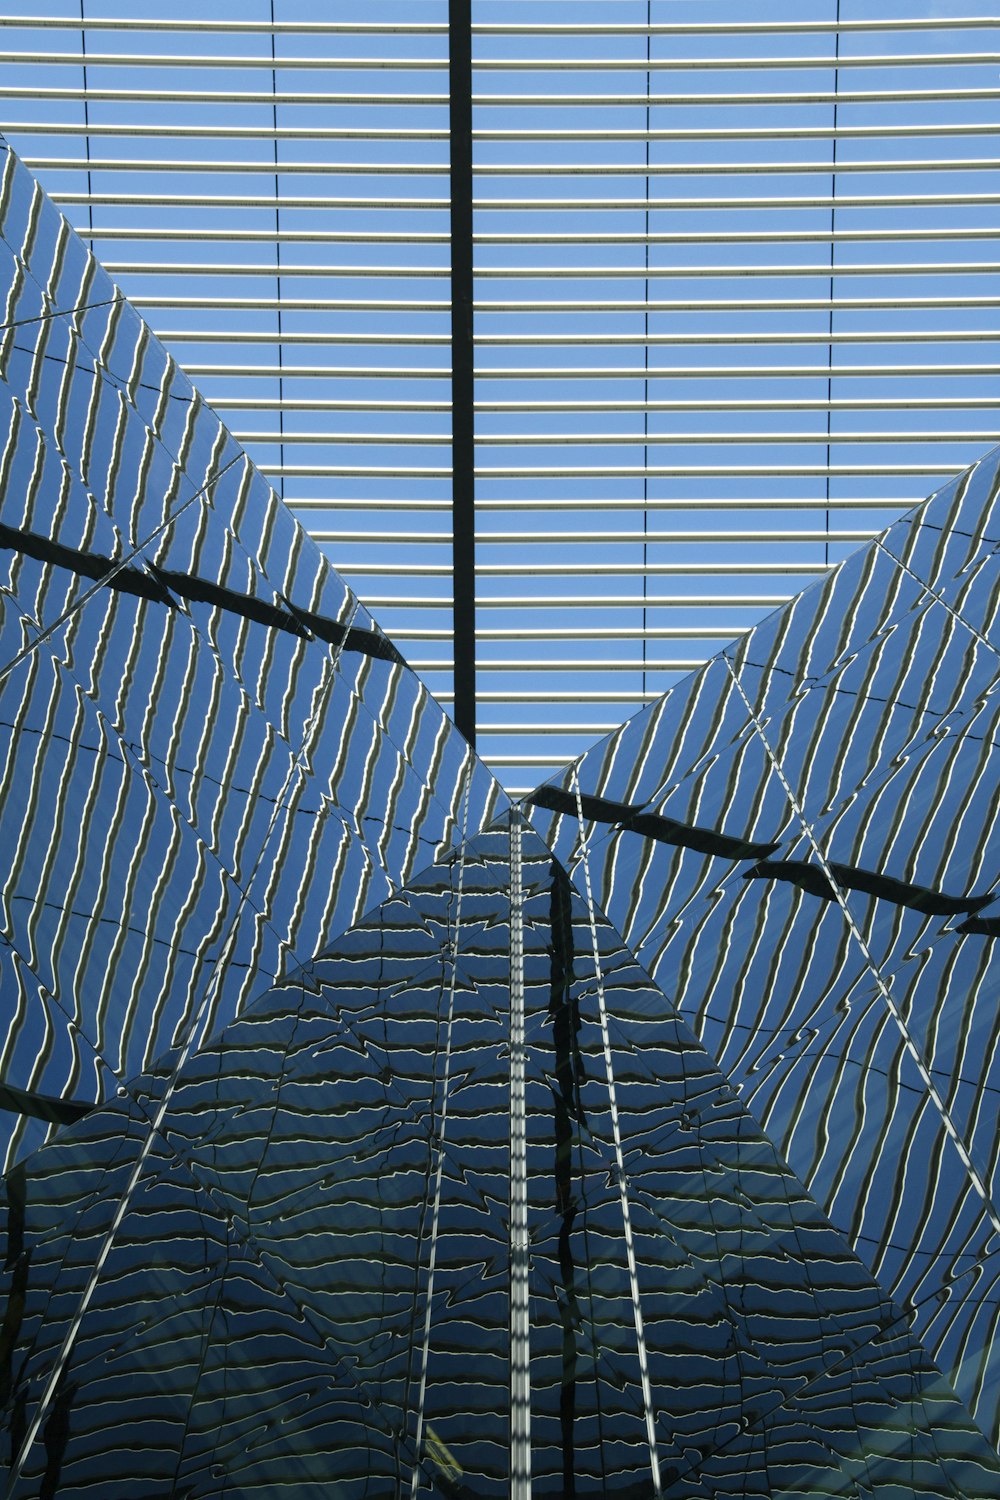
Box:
184;363;1000;380
71;222;1000;244
146;327;1000;343
291;498;912;515
60;196;450;212
236;431;457;444
152;330;1000;346
371;594;798;608
224;400;453;412
124;293;1000;312
491;755;612;767
480;724;622;735
159;332;453;344
476;192;1000;210
10;84;1000;106
12;119;1000;143
272;460;963;476
493;17;999;31
217;396;1000;412
0;49;450;67
206;399;995;417
408;658;709;671
473;332;1000;346
3;13;998;31
233;431;995;447
482;398;999;411
488;85;1000;104
105;263;450;278
12;122;457;139
127;295;450;311
442;692;664;703
473;362;1000;377
4;48;1000;69
322;528;875;545
48;185;1000;215
99;229;450;244
186;364;450;376
470;228;1000;243
97;261;1000;283
344;562;835;576
485;125;1000;141
1;85;450;104
484;85;1000;101
457;51;1000;69
492;757;591;770
476;156;1000;173
0;14;450;30
26;157;450;175
25;157;1000;180
394;626;759;640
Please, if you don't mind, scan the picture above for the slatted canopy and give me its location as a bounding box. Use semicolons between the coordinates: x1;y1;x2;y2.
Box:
1;0;998;788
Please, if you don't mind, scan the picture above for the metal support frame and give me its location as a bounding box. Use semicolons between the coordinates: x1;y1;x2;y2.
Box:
508;810;531;1497
449;0;476;746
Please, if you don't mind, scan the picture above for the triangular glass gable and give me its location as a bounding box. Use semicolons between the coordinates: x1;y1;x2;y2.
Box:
3;819;997;1497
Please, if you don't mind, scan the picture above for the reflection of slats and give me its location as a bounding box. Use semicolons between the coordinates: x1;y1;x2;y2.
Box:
527;449;1000;1444
9;819;996;1493
0;145;503;1172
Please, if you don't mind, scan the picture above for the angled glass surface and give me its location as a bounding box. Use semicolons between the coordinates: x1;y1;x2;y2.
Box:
524;443;1000;1452
2;818;995;1497
0;144;504;1170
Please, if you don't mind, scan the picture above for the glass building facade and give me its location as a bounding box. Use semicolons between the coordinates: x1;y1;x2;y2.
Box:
3;122;1000;1496
0;140;502;1176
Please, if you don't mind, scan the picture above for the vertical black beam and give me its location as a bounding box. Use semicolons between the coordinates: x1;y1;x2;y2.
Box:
449;0;476;747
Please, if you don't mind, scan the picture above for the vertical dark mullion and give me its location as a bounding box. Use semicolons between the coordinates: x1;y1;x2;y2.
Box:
449;0;476;747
